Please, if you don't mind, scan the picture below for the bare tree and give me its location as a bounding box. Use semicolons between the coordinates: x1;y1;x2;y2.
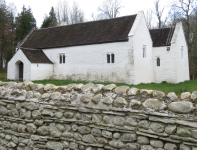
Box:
146;9;153;29
56;0;85;25
70;1;85;24
153;0;170;28
172;0;197;79
97;0;122;19
91;12;107;21
56;0;69;25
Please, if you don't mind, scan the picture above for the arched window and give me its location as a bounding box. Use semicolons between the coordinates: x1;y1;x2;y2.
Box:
181;46;183;59
157;57;160;66
63;54;65;63
60;55;62;63
107;54;110;63
143;45;146;58
111;54;115;63
59;54;66;64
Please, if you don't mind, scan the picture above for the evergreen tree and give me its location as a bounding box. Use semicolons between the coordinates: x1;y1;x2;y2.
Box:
15;5;36;42
41;7;57;28
0;2;16;70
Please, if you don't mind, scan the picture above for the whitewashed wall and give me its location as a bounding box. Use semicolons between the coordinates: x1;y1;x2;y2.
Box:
43;11;155;85
174;23;190;83
152;46;177;83
31;64;53;81
7;49;31;80
152;22;189;83
43;38;134;84
132;11;154;85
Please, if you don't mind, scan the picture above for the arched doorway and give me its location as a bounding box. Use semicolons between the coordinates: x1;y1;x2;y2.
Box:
15;61;24;81
19;62;23;81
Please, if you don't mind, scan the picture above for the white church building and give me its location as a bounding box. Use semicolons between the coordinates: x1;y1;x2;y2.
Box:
7;11;190;85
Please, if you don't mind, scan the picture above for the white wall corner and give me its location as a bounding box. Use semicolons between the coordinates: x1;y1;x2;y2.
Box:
128;11;144;37
171;22;182;43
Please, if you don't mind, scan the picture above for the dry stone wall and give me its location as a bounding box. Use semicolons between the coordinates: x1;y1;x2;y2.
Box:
0;81;197;150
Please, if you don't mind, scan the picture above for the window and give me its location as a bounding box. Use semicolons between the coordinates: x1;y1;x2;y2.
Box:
107;54;110;63
181;46;183;59
111;54;114;63
59;54;65;64
157;57;160;66
107;53;115;63
143;45;146;58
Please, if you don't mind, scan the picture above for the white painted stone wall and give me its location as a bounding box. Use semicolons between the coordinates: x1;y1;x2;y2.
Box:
174;23;190;83
7;12;190;84
7;49;31;81
152;23;189;83
43;11;155;85
43;38;134;84
152;46;177;83
132;11;154;85
31;63;53;81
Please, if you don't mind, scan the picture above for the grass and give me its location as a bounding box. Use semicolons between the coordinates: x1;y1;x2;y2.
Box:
1;73;197;96
33;79;197;96
0;73;12;82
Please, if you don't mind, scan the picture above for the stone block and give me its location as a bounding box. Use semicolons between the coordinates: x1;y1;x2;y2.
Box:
150;123;165;133
164;143;177;150
115;86;129;94
177;127;192;137
121;133;137;142
150;140;164;148
113;117;125;126
142;98;166;110
114;97;127;107
102;130;112;139
138;136;149;144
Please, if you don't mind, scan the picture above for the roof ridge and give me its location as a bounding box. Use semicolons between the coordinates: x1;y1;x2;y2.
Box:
17;29;36;48
149;26;175;30
21;14;137;49
36;14;137;31
166;27;175;45
20;47;41;50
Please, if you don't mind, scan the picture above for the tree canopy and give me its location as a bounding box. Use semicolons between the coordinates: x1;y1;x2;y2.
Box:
41;7;57;28
15;5;36;42
0;2;16;70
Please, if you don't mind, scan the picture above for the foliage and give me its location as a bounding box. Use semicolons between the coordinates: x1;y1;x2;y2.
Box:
170;0;197;78
0;2;16;70
41;7;57;28
15;5;36;42
146;0;197;79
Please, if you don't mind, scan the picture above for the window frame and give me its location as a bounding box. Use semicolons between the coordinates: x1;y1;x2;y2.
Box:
143;45;146;58
106;53;115;64
181;46;183;59
157;57;160;67
59;53;66;64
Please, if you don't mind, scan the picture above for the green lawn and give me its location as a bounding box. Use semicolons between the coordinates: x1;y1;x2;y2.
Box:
0;73;11;82
33;79;197;96
1;73;196;96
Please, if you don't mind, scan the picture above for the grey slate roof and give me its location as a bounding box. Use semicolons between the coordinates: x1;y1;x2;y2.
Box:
149;27;175;47
20;15;137;49
21;48;53;64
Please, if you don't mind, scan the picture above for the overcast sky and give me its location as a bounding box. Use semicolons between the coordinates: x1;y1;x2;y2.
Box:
5;0;171;28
